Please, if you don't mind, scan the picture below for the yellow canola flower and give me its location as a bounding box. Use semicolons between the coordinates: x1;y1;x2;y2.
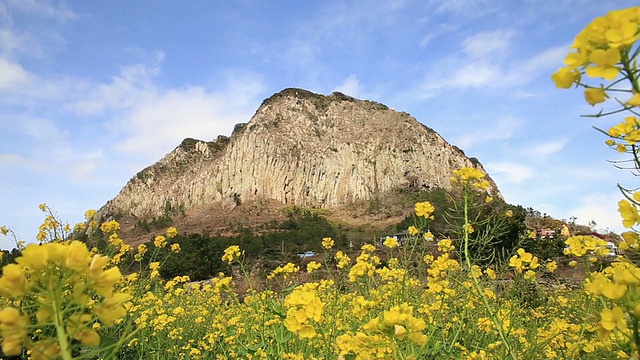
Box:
16;243;49;271
30;339;61;360
551;67;581;88
170;243;181;253
619;199;640;228
221;245;243;263
335;251;351;269
383;237;399;249
516;248;532;262
509;248;539;274
0;264;26;297
165;226;178;238
414;201;435;219
361;304;428;346
620;231;639;250
0;307;29;356
283;286;324;338
306;261;321;273
524;270;537;281
600;306;627;332
298;324;316;338
586;48;621;80
154;235;167;248
584;87;607;105
269;262;300;279
321;237;334;250
626;93;640;107
437;239;455;253
100;220;121;234
452;167;486;182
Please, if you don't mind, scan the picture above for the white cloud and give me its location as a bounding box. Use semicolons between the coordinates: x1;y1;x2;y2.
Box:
0;29;41;57
72;57;268;160
73;52;164;115
68;157;102;181
433;0;498;18
462;30;515;58
453;116;524;149
5;0;76;20
113;86;253;158
529;139;567;157
420;38;569;95
565;192;625;233
333;75;367;99
0;153;50;173
486;161;534;184
0;57;29;90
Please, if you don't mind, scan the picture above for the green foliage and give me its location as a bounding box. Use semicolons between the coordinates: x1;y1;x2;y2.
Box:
134;214;173;233
520;234;565;261
154;210;343;281
154;234;231;280
395;188;453;235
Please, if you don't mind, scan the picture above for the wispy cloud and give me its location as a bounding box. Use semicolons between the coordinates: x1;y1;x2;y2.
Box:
486;161;535;184
462;30;515;58
333;75;370;99
453;116;525;149
0;57;29;90
4;0;77;20
432;0;500;18
72;52;165;115
0;153;50;173
529;139;568;157
565;192;624;233
418;24;568;97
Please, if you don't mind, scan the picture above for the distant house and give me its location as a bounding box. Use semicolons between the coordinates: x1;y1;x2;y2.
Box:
539;229;555;238
297;251;317;258
379;230;411;246
563;232;620;257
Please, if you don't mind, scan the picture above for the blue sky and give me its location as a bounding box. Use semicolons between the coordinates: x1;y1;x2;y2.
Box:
1;0;638;246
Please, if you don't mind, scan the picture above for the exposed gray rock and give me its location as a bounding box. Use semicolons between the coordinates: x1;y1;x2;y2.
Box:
100;88;499;219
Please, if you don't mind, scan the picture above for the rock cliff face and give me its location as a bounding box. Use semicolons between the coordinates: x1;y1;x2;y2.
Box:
100;88;499;219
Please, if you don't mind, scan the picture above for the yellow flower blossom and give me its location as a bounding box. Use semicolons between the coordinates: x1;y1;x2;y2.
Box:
383;237;399;249
221;245;243;263
619;199;640;228
414;201;435;219
321;237;334;250
166;227;178;238
584;87;608;105
100;220;121;234
306;261;321;273
335;251;351;269
154;235;167;248
551;67;581;88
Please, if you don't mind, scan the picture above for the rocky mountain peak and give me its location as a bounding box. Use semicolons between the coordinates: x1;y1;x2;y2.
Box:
100;88;499;234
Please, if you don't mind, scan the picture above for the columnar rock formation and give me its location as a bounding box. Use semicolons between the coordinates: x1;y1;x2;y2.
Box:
100;88;499;219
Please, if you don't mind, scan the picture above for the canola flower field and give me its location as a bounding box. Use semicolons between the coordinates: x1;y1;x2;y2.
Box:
1;5;640;360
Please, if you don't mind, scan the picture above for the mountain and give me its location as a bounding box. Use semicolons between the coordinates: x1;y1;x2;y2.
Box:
99;88;499;240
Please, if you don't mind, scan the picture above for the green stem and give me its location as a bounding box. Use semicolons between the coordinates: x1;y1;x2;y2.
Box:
633;314;640;358
52;294;73;360
462;187;517;360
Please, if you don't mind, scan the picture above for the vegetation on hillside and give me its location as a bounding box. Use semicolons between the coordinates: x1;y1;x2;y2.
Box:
0;6;640;359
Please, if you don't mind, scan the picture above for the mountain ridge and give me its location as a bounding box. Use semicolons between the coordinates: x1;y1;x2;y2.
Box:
99;88;500;240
